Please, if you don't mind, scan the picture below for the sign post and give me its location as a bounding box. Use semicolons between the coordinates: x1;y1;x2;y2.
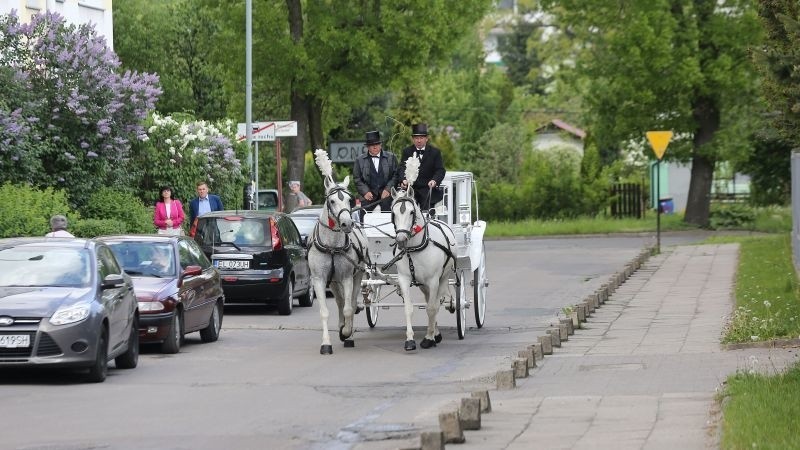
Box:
646;131;673;253
237;121;297;210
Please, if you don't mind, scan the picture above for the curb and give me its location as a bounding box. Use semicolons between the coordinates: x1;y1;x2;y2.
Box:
722;338;800;350
414;245;657;449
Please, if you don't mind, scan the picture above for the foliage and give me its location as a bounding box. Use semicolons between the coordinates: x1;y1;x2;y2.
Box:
469;122;528;181
0;183;76;238
721;361;800;450
754;1;800;144
130;113;248;210
709;203;757;230
718;234;800;343
0;11;161;207
113;0;227;120
485;211;694;237
740;129;792;206
71;218;128;238
80;188;155;234
539;0;763;227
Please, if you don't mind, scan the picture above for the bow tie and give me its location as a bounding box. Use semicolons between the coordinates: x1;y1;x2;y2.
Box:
371;155;380;159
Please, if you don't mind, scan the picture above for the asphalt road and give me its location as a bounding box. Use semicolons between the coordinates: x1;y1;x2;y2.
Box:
0;234;710;450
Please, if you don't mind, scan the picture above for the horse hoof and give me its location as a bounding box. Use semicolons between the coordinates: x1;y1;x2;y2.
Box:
420;338;436;349
344;339;354;348
404;340;416;351
434;333;443;343
355;305;364;314
339;326;352;342
320;345;333;355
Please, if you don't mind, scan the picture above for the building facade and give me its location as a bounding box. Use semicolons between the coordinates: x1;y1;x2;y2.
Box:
0;0;113;49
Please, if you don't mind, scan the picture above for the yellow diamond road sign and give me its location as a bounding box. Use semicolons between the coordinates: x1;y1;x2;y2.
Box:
646;131;673;160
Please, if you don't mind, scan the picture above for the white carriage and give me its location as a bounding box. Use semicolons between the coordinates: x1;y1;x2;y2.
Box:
359;171;488;339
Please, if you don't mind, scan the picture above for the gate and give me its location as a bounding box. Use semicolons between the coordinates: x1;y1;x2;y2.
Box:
610;183;644;219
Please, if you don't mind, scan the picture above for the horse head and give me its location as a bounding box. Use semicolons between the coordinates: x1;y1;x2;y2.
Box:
390;186;422;250
322;175;355;233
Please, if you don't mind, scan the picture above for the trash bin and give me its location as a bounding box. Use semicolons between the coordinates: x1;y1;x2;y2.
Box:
658;197;674;214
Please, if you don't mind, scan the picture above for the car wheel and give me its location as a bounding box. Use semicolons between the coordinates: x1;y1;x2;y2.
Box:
115;316;139;369
200;301;222;343
298;283;314;307
277;279;294;316
161;311;182;354
85;327;108;383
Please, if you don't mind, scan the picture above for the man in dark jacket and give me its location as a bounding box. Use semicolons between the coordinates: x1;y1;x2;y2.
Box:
353;130;400;212
398;123;446;209
188;181;224;225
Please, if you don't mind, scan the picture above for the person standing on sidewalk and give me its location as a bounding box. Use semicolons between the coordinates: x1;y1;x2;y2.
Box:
45;214;74;237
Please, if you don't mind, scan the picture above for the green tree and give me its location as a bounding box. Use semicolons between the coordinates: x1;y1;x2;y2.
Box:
541;0;763;226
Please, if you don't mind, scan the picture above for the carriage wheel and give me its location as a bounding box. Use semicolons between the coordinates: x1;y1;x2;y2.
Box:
456;271;467;340
366;285;380;328
473;243;487;328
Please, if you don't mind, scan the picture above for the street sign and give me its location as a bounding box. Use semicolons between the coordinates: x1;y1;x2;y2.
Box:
329;141;367;163
237;121;298;142
646;131;673;160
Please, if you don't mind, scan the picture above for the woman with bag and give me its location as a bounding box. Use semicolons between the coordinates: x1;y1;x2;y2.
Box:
154;186;185;235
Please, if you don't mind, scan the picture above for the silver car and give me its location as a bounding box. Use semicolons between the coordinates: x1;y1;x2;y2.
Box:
0;238;139;382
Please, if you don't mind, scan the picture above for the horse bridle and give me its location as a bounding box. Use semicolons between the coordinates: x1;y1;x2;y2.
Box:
321;185;353;231
391;196;420;240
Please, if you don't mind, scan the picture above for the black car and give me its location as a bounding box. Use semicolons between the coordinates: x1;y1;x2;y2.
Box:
0;237;139;382
99;235;225;354
193;210;312;314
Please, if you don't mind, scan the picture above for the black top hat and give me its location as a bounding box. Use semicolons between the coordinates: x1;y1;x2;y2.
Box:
411;123;428;136
365;130;382;146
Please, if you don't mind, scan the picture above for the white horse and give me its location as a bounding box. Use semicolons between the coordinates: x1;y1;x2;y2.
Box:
308;174;369;355
388;186;457;351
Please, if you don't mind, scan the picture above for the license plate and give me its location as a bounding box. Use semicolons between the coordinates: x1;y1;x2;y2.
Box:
215;260;249;270
0;334;30;348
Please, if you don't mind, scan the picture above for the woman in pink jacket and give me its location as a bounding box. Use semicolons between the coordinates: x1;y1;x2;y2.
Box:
153;186;185;235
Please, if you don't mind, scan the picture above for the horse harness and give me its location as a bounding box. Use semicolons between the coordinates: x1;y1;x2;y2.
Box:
382;196;456;286
309;185;367;286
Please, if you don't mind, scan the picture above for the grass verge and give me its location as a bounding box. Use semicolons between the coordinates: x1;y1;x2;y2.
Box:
704;233;800;343
486;213;694;237
720;362;800;450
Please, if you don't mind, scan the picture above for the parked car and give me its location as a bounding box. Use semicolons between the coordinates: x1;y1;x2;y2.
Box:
257;189;280;211
0;237;139;382
99;235;225;354
193;210;312;314
288;205;322;242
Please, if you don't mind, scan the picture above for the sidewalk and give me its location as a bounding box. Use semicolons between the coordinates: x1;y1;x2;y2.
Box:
459;244;800;450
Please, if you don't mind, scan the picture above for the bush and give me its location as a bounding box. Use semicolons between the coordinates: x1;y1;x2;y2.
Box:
80;187;155;233
709;203;756;230
71;218;128;238
0;183;76;237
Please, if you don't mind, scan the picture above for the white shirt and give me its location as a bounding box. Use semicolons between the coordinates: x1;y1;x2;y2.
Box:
198;196;211;216
45;230;74;237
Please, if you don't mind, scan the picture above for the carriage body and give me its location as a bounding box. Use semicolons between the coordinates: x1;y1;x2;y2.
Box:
360;171;488;337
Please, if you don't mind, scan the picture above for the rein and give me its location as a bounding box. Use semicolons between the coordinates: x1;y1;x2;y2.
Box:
309;185;366;286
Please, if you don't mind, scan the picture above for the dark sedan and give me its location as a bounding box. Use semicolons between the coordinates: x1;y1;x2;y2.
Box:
0;238;139;382
99;235;225;354
193;210;312;314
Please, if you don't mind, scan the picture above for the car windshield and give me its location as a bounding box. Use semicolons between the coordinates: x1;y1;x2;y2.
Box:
291;216;317;237
107;242;175;278
197;217;270;247
0;246;91;287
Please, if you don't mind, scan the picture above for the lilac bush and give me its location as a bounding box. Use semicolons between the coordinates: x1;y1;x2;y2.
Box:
131;112;247;208
0;11;161;205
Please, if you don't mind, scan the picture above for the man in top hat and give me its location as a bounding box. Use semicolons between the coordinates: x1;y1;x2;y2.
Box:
353;130;401;212
399;123;446;209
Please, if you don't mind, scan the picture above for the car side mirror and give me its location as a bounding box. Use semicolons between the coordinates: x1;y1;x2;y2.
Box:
101;273;125;289
182;265;202;278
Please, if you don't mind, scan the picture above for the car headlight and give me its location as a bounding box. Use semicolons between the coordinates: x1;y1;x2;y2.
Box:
50;304;91;325
138;301;165;312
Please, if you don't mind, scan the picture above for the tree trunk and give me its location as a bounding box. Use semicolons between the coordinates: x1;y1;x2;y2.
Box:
683;95;720;227
285;0;307;190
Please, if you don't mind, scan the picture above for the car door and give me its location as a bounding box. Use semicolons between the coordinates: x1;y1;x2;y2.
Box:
97;245;129;352
177;239;207;331
279;217;310;293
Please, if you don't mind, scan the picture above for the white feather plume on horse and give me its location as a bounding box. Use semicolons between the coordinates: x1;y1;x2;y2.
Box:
314;148;334;180
405;152;420;187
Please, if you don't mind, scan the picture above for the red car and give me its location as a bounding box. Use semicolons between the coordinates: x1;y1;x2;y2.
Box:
99;235;225;353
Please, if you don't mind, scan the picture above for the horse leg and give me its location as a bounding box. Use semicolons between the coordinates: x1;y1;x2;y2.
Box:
339;277;355;346
420;279;440;349
398;278;416;351
314;276;333;355
434;270;452;344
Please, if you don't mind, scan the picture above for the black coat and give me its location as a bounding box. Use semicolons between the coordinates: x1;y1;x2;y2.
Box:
399;144;446;207
353;151;400;205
